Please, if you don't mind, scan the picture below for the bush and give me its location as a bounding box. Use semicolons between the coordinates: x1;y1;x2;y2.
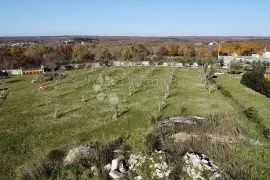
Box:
243;107;261;124
145;130;162;152
241;70;270;98
35;73;55;83
217;84;232;98
261;124;270;139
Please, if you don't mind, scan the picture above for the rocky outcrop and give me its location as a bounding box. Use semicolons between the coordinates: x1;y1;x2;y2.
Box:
183;152;222;180
172;132;241;144
103;150;171;179
157;116;205;127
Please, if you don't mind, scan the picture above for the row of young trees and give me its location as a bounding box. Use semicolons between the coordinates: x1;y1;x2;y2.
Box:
0;41;264;69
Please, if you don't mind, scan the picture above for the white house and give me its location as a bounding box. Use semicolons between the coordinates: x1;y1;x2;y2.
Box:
262;48;270;58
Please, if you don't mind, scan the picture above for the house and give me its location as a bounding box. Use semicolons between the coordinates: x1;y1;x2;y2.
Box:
262;47;270;58
209;42;217;46
265;67;270;81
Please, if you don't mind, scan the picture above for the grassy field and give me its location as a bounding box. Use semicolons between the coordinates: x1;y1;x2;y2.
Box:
217;73;270;127
0;67;269;179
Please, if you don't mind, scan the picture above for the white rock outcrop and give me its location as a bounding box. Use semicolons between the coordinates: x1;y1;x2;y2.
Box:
183;152;222;180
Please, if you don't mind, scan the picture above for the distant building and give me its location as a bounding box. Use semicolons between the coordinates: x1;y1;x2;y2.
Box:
209;42;217;46
195;42;203;46
262;47;270;58
218;47;270;68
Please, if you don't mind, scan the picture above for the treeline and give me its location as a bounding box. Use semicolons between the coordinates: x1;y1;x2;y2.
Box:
0;41;263;69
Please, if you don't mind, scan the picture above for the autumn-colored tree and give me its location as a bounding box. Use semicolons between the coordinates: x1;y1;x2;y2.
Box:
167;44;179;56
183;46;196;57
214;43;237;56
10;46;26;68
24;46;43;67
177;45;187;56
157;46;169;56
197;48;212;57
42;52;64;70
237;42;263;56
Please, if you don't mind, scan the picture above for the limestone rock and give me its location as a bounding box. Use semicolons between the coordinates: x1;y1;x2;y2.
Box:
63;147;91;165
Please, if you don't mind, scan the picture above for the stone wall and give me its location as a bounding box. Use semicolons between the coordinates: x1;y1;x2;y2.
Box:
1;69;23;75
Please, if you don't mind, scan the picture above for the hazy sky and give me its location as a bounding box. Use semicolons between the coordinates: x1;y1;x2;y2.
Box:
0;0;269;36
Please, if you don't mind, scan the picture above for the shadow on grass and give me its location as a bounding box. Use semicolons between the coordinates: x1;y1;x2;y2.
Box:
118;108;131;117
58;107;81;118
162;103;170;111
169;90;180;98
0;87;8;91
7;79;23;83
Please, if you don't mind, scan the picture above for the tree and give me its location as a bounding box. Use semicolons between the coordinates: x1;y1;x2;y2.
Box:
0;46;12;69
10;46;26;68
197;48;211;57
54;44;73;62
100;48;112;61
230;60;242;74
183;46;196;57
214;43;237;56
72;43;87;61
157;46;169;56
177;45;187;56
135;44;149;60
24;47;42;67
42;52;63;71
121;45;135;60
237;42;262;56
167;44;179;56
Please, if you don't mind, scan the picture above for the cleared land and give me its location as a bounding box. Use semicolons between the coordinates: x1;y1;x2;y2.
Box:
0;67;269;179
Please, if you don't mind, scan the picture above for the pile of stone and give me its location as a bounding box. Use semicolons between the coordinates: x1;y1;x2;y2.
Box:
183;152;222;180
157;116;205;127
62;147;223;179
104;150;171;179
37;84;53;92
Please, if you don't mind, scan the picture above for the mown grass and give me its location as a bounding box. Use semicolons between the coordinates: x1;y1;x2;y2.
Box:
0;67;269;179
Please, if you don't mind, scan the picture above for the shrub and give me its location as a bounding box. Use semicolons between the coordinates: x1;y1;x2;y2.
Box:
261;124;270;139
241;70;270;98
242;107;261;124
217;84;232;98
35;73;55;83
145;130;162;152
